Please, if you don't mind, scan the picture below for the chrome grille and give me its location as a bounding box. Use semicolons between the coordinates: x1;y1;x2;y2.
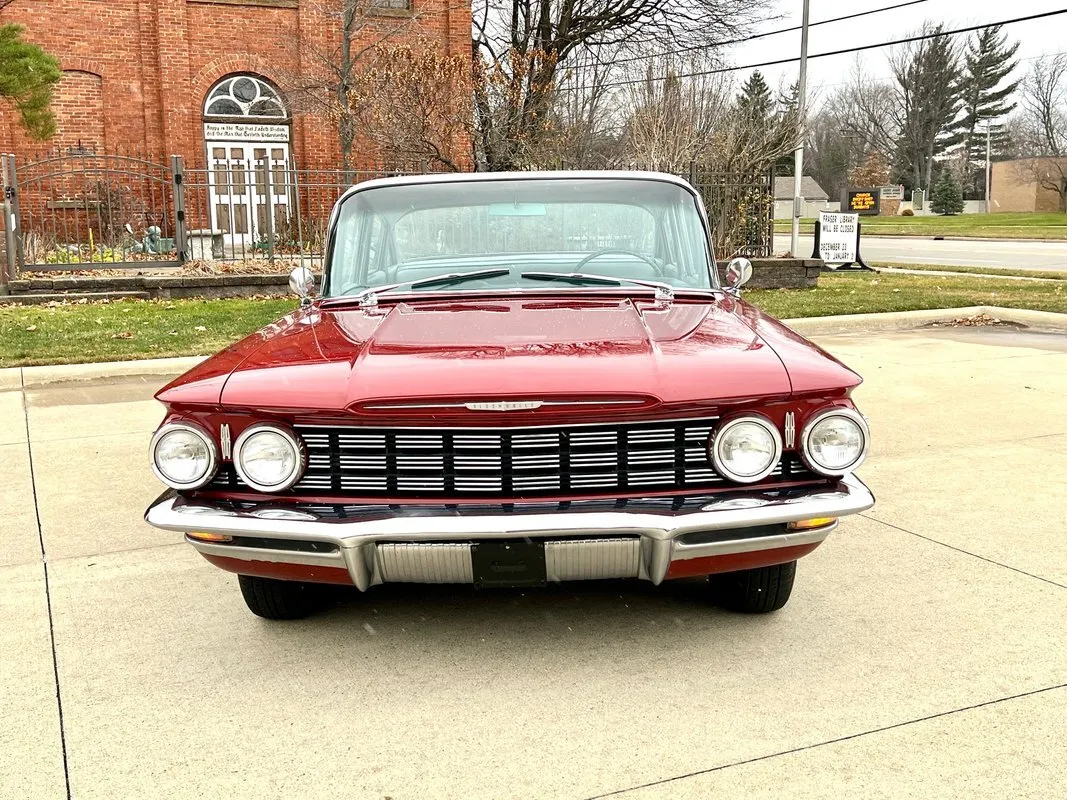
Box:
208;418;820;498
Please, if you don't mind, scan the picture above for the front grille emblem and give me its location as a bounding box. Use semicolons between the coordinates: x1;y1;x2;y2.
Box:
465;401;544;411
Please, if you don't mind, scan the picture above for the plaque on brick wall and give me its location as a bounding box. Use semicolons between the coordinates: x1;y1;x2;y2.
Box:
203;123;290;142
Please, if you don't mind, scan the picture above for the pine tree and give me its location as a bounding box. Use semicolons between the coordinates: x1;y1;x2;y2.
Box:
949;26;1020;195
930;169;965;215
0;25;60;140
736;70;773;125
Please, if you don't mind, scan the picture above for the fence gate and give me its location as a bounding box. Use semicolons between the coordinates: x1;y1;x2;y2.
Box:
1;150;184;275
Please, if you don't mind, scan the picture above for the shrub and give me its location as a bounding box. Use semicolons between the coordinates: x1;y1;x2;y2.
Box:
901;208;915;216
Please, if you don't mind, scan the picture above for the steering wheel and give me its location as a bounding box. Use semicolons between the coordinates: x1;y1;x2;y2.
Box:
574;248;662;274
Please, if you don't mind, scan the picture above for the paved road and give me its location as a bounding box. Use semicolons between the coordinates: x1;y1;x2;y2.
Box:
775;234;1067;272
3;328;1067;798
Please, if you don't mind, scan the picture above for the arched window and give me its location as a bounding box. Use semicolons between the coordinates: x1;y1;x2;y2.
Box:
203;75;288;119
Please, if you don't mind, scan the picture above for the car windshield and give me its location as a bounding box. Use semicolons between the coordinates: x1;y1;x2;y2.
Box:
325;177;715;298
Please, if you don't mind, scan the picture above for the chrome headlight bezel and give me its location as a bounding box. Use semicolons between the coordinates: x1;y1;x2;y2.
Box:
800;407;870;477
232;424;306;493
150;422;219;490
710;415;783;484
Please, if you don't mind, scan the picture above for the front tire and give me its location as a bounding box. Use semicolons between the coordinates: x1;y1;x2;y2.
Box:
709;560;797;613
238;575;322;620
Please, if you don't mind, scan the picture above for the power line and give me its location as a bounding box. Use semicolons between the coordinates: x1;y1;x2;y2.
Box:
606;0;929;68
559;7;1067;93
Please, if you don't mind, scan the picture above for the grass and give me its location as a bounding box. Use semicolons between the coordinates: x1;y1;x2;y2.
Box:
747;271;1066;319
0;298;294;368
773;212;1067;239
871;262;1067;281
1;272;1064;368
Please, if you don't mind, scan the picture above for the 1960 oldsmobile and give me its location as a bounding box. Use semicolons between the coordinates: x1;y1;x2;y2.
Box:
145;172;874;620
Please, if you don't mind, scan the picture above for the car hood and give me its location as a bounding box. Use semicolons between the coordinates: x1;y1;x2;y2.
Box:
158;296;860;414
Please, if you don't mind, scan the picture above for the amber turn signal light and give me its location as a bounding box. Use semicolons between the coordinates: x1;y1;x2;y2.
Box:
787;517;837;531
187;531;233;543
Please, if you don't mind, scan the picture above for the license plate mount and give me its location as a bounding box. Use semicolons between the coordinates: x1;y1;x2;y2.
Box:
471;540;547;588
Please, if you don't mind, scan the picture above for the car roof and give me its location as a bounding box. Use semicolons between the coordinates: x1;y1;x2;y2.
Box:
335;170;696;202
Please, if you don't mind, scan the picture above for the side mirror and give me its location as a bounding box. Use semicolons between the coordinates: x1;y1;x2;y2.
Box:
723;257;752;294
289;267;316;302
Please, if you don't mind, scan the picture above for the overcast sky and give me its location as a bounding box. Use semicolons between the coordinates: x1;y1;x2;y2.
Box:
725;0;1067;106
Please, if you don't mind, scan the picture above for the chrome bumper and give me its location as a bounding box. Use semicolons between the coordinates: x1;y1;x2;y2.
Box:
145;475;874;590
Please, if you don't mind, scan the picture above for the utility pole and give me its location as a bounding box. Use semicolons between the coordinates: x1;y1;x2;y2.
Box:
790;0;811;257
985;123;992;213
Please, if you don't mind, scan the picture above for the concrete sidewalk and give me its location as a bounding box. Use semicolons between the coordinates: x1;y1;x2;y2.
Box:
2;328;1066;799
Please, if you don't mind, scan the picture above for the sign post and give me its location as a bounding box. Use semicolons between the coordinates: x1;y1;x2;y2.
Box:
811;210;872;271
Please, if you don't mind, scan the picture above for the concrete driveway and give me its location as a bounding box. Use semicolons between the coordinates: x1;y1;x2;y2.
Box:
775;234;1067;271
2;327;1066;799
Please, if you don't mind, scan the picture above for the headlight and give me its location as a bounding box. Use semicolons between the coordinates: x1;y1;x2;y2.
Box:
710;416;782;483
233;424;305;492
150;423;218;490
801;408;870;476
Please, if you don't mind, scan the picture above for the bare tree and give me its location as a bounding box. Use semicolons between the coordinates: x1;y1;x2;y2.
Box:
278;0;427;178
619;64;797;256
1014;54;1067;212
621;61;728;168
472;0;774;170
347;40;473;172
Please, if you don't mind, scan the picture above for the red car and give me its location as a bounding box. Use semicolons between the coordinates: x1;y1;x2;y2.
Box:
145;172;874;619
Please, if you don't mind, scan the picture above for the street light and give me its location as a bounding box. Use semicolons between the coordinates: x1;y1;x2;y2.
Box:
790;0;811;257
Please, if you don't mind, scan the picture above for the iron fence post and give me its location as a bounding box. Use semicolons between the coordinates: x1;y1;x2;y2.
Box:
263;157;275;265
1;154;15;285
171;155;187;263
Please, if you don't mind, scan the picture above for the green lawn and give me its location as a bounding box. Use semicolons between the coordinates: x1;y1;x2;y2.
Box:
1;272;1064;368
774;212;1067;239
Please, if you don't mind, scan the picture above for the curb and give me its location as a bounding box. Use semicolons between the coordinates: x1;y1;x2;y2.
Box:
1;356;206;390
3;307;1064;390
785;306;1067;336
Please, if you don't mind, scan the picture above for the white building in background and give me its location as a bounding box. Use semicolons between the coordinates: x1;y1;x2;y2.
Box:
773;176;836;219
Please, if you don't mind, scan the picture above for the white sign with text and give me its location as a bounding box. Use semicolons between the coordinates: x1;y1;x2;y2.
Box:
203;123;290;142
816;211;859;265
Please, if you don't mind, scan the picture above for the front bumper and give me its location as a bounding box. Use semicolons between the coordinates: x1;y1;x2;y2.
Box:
145;475;874;590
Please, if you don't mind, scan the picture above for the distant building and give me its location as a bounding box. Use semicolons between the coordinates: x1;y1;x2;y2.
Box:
773;176;833;219
990;158;1067;213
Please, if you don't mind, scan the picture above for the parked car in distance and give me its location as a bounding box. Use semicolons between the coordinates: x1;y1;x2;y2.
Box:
145;171;874;620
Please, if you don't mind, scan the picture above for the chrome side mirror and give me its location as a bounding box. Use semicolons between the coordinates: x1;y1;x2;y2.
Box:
289;267;316;303
723;257;752;295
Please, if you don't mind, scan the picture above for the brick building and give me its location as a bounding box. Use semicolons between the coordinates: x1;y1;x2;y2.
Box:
0;0;469;256
0;0;469;164
990;158;1067;213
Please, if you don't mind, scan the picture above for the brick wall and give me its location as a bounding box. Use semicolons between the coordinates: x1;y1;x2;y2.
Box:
0;0;470;168
51;71;106;151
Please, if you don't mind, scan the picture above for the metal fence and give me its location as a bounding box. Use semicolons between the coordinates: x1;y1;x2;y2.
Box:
1;150;180;277
1;148;776;284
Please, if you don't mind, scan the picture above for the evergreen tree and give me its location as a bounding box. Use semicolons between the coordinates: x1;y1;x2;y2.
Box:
0;25;60;140
736;70;773;125
949;26;1020;195
930;168;965;215
892;24;962;192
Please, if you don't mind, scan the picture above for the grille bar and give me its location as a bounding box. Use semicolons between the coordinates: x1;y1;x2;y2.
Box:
208;417;824;498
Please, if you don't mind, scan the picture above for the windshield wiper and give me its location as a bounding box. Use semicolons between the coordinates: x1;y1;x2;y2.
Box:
330;269;512;308
521;271;674;301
